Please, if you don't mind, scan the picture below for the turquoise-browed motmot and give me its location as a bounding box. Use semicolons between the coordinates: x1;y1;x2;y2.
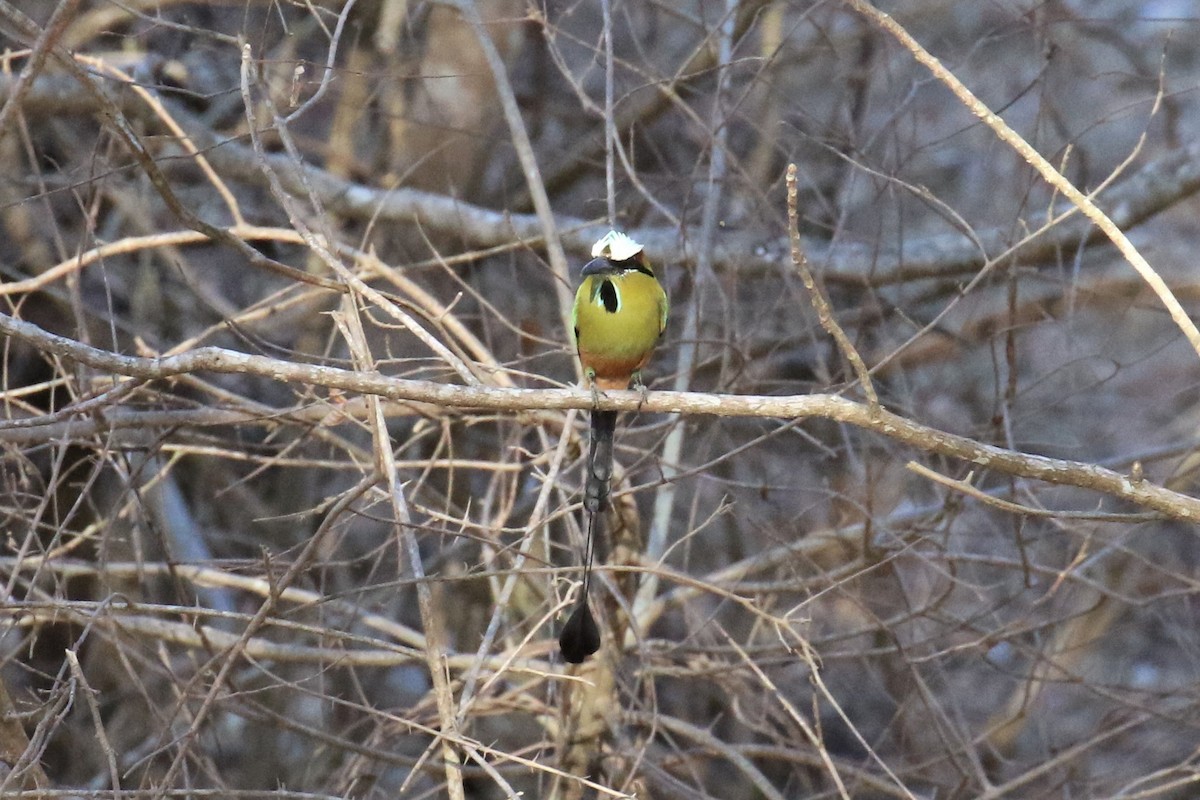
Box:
559;230;668;663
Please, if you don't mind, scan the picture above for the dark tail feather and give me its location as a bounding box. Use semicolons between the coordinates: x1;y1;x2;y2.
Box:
585;409;617;513
559;599;600;663
563;481;603;663
564;409;614;663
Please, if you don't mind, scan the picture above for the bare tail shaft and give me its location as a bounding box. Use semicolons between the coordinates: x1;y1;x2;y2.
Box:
585;410;616;513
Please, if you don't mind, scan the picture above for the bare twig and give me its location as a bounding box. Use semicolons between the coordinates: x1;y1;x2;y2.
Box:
625;711;788;800
0;0;83;147
341;296;469;800
527;0;772;205
786;162;879;410
635;0;740;621
5;70;1200;288
905;462;1155;521
724;635;856;800
64;649;121;791
442;0;576;374
0;677;50;792
601;0;616;227
841;0;1200;360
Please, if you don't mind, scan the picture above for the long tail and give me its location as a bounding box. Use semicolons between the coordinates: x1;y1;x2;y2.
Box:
561;410;614;664
584;409;616;513
559;508;601;663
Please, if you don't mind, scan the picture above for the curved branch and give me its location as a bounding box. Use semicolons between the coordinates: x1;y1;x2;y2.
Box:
1;310;1196;522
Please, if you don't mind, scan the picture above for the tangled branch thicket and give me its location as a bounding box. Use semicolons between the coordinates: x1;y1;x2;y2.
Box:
2;1;1200;798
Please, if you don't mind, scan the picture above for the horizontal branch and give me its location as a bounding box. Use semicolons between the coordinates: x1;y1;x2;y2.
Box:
4;74;1200;287
169;100;1200;286
3;310;1197;522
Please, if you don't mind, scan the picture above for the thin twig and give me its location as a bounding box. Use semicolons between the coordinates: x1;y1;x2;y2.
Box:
342;294;469;800
723;634;856;800
455;409;578;719
625;711;788;800
0;2;346;293
0;0;83;147
75;54;247;226
602;0;616;227
906;461;1155;521
282;0;360;123
526;0;772;205
444;0;577;378
238;45;481;385
0;676;50;791
64;649;121;791
634;0;740;621
786;163;879;411
841;0;1200;361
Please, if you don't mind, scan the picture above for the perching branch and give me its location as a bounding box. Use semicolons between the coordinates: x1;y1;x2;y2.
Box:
2;309;1196;523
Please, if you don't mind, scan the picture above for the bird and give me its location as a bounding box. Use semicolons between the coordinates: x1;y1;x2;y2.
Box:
559;230;668;663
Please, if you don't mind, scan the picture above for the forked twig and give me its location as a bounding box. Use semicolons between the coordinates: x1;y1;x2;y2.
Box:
841;0;1200;361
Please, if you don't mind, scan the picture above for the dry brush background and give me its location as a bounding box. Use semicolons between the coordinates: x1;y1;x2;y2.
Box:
2;1;1200;798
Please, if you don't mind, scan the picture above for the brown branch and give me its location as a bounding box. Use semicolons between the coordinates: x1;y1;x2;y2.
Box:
786;162;879;410
0;0;83;148
0;678;49;792
0;2;346;294
2;309;1197;522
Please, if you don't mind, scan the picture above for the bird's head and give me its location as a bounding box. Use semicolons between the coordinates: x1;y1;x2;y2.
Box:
581;230;649;278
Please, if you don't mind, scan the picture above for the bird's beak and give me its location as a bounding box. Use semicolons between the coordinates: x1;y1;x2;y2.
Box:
580;257;612;278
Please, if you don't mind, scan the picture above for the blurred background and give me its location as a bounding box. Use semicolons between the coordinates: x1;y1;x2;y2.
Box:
2;1;1200;797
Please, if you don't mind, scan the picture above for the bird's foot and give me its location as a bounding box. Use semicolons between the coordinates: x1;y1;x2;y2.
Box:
632;372;650;411
583;368;604;408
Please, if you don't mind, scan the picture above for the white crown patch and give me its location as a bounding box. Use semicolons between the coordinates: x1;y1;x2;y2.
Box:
591;230;643;261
